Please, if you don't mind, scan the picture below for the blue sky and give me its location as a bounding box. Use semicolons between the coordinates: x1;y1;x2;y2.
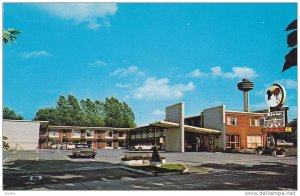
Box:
3;3;297;125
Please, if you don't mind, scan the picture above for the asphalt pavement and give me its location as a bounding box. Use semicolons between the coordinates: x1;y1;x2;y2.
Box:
2;149;297;190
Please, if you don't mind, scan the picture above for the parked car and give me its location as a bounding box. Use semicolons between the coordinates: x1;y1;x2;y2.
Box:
131;143;153;151
60;143;76;150
277;139;293;147
72;144;97;158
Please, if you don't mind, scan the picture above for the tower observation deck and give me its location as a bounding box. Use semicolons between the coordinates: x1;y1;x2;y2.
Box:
237;78;254;112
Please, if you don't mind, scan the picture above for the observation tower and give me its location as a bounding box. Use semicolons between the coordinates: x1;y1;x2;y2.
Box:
237;78;254;112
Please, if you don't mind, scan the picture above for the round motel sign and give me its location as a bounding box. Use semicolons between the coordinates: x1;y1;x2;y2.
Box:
265;83;286;108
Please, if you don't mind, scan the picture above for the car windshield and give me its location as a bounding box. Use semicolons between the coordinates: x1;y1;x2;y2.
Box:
75;144;90;148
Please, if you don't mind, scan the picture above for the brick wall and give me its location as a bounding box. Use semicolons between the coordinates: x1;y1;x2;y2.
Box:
226;112;264;149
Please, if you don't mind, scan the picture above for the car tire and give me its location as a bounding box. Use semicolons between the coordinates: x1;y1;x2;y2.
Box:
91;155;95;159
138;147;142;151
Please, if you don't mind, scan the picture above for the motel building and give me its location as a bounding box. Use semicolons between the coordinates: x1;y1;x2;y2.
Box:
3;80;290;152
3;102;273;152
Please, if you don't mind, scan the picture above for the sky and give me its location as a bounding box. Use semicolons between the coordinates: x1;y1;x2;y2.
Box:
3;3;298;126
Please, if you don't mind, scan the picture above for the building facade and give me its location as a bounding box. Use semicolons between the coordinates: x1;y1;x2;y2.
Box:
3;120;48;150
47;126;131;149
3;103;270;152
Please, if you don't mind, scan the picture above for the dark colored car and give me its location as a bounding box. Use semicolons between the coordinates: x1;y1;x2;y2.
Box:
72;144;97;158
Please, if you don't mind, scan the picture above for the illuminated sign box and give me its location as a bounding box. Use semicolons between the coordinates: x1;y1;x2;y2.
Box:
264;111;285;128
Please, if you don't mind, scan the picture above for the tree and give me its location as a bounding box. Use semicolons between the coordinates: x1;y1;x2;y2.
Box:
56;95;69;125
33;95;136;128
3;107;23;120
3;29;21;44
33;107;58;125
67;95;82;126
80;98;104;127
282;19;297;72
103;97;136;128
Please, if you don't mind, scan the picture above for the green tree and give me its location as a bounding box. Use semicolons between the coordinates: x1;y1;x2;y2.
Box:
33;95;136;127
56;95;69;125
3;107;23;120
103;97;136;128
282;19;297;72
3;29;21;44
33;107;58;125
67;95;82;126
80;98;104;127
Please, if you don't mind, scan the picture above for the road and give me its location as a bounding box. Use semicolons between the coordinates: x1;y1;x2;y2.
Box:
3;149;297;190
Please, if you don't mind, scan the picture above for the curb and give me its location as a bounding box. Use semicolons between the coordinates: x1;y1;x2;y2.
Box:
120;164;189;176
120;166;154;176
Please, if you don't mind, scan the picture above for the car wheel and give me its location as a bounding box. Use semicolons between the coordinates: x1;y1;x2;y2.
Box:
91;155;95;159
138;147;142;151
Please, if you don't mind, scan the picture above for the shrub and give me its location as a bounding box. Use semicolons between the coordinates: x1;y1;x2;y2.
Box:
121;154;152;161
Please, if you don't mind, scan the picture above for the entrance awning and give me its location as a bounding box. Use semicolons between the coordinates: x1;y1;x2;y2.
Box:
184;125;221;135
149;121;221;134
150;121;180;128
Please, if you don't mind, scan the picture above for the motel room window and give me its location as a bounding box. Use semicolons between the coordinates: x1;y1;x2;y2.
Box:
227;116;238;125
49;130;59;138
106;141;112;147
119;131;124;138
130;133;136;139
86;130;94;138
250;118;260;126
105;130;113;138
71;130;81;138
226;134;240;149
119;141;125;147
247;135;262;148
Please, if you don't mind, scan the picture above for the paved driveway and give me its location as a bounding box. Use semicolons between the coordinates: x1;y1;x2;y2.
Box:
3;149;297;190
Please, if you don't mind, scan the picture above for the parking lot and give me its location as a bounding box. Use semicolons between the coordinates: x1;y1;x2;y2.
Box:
3;149;297;190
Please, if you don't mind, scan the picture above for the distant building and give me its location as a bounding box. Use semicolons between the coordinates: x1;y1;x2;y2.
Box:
3;119;48;150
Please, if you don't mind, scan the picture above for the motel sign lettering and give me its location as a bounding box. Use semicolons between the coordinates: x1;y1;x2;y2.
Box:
264;111;285;128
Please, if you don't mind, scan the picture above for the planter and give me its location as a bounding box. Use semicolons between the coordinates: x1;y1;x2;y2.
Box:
121;160;144;166
150;159;166;167
150;161;162;167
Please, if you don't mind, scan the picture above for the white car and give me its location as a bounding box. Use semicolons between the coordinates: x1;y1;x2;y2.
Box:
277;139;293;147
131;144;153;151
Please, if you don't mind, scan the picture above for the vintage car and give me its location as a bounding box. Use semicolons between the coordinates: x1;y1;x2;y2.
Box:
277;139;294;147
72;144;97;158
131;143;153;151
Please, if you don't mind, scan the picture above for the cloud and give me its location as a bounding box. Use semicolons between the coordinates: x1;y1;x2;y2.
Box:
210;66;258;79
151;110;165;116
21;50;50;58
38;3;117;30
115;83;132;88
186;69;207;78
274;79;297;89
133;77;195;100
110;66;144;77
90;60;108;67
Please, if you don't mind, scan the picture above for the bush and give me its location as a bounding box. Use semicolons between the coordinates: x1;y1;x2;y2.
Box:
121;154;152;161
